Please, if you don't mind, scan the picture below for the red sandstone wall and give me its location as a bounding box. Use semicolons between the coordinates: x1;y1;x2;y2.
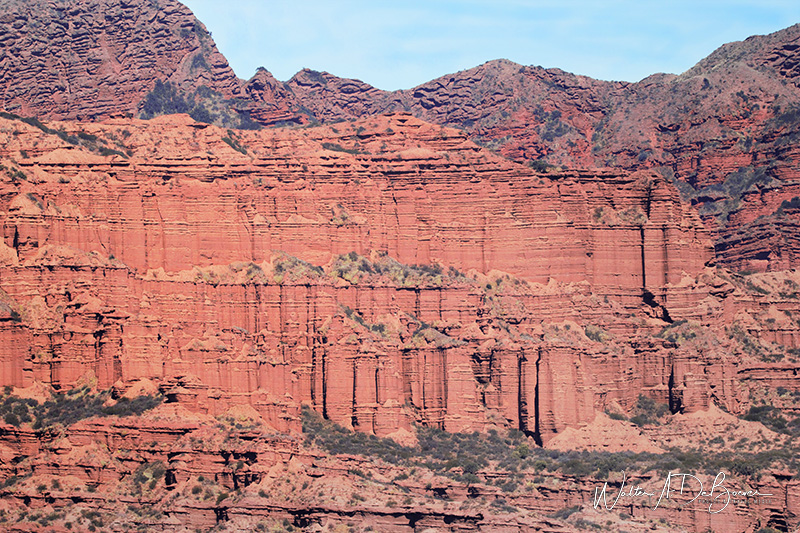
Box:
0;112;763;444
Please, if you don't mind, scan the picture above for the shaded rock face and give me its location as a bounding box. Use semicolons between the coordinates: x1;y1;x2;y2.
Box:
0;0;241;120
0;112;727;443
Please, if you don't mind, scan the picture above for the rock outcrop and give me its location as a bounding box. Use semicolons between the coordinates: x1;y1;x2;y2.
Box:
0;111;796;454
0;0;241;120
1;4;800;530
282;27;800;272
0;111;727;439
3;1;800;270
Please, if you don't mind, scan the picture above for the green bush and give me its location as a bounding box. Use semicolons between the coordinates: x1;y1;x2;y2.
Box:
628;395;669;426
321;142;362;155
550;505;580;520
0;387;162;430
222;135;247;155
742;404;796;435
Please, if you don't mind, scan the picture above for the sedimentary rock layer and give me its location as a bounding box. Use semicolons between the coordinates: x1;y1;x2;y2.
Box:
0;112;728;443
0;0;241;120
3;0;800;269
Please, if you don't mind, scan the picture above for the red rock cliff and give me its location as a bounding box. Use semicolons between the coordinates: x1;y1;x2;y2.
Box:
0;112;750;446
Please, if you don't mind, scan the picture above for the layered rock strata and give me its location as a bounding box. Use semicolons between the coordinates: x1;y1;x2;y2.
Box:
0;112;729;444
0;0;241;120
3;0;800;269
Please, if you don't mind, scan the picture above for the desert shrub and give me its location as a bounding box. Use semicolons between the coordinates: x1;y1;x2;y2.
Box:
629;395;670;426
528;159;555;172
742;404;795;434
7;168;27;181
98;146;127;158
103;394;162;417
139;80;216;124
773;104;800;126
222;132;248;155
301;407;799;486
340;305;387;335
272;253;324;284
540;111;570;142
0;387;161;430
584;325;609;343
140;81;192;118
321;142;362;155
550;505;580;520
77;131;98;142
777;196;800;214
657;319;697;345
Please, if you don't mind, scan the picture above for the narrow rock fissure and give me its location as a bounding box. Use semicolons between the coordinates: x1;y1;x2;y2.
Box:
533;348;543;446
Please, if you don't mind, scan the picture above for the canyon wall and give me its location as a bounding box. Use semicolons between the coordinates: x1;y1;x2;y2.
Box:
3;0;800;271
0;112;735;444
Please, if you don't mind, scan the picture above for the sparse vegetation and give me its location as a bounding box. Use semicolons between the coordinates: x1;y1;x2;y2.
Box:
222;130;248;154
330;251;467;288
629;395;669;427
539;110;570;142
321;142;364;155
657;320;697;345
340;305;387;336
0;386;162;430
584;325;609;343
0;111;130;158
140;80;210;123
743;404;800;437
139;80;260;129
302;407;799;485
272;253;324;284
528;159;556;172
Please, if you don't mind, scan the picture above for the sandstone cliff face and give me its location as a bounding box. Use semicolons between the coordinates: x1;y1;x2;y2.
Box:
272;26;800;273
0;111;726;441
2;0;799;271
0;0;241;120
0;4;798;530
0;111;797;533
1;110;796;453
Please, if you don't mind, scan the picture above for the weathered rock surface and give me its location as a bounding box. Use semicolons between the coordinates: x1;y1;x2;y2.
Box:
0;107;795;533
1;3;800;528
0;0;241;120
2;0;800;270
0;112;728;441
282;26;800;272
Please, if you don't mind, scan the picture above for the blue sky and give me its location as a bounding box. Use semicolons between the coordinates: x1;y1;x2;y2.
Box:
182;1;800;91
